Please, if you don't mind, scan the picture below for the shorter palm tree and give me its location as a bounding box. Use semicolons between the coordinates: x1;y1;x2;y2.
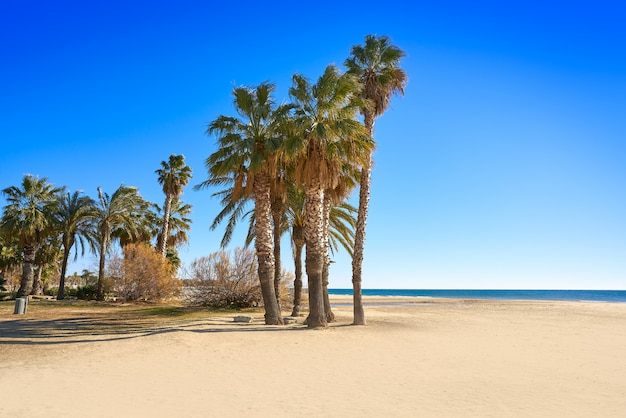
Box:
53;190;97;300
152;198;192;274
153;198;193;250
156;155;192;257
93;185;150;301
287;185;357;318
0;175;61;297
0;234;21;293
32;235;62;295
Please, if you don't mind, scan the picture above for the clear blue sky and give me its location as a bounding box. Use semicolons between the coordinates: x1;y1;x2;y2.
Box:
1;0;624;289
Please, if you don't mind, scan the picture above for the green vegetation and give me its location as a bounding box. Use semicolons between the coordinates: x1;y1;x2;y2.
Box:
1;34;406;328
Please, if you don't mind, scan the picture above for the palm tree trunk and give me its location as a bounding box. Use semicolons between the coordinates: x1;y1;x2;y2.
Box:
16;244;36;297
158;194;173;257
322;196;334;322
97;237;107;301
291;226;305;317
271;198;283;312
57;245;71;300
31;264;43;295
305;180;327;328
352;156;372;325
351;112;375;325
254;171;283;325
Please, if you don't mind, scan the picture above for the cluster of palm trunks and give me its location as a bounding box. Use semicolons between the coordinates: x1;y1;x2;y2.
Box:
203;35;407;328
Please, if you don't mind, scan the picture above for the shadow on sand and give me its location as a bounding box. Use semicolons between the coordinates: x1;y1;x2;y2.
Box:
0;313;354;347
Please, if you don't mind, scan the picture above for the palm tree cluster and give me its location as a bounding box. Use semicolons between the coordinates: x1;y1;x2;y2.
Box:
199;35;406;327
0;155;192;301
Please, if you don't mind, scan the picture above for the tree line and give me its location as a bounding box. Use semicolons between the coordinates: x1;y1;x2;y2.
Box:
0;155;193;301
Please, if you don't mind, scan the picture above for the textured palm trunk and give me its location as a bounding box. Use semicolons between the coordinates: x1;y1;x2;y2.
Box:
254;171;283;325
291;225;305;317
322;196;334;322
352;113;375;325
158;194;173;257
97;236;108;301
31;265;43;295
16;243;36;297
304;179;327;328
271;198;283;312
57;242;71;300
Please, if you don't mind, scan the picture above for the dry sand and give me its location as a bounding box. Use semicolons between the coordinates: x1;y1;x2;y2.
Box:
1;296;625;417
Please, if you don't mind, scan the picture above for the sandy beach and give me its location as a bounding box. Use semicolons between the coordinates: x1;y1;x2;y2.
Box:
1;296;625;417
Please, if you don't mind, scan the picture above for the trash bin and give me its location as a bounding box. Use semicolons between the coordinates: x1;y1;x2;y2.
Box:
13;297;28;314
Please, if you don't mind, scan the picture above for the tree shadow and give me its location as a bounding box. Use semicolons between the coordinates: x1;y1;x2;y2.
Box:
0;313;352;347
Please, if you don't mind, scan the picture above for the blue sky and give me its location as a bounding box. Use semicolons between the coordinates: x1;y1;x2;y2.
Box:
1;0;624;289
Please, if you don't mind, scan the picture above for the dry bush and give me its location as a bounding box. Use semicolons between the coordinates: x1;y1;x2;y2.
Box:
108;243;181;302
278;269;294;309
185;248;263;308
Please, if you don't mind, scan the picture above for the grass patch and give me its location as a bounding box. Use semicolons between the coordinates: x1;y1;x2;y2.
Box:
0;299;268;342
0;299;262;323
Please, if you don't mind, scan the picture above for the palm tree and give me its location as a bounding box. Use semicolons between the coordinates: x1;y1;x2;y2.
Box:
155;154;192;257
153;198;193;250
269;167;288;313
94;185;150;301
112;204;155;249
153;198;192;275
53;190;97;300
0;175;61;297
287;65;373;328
32;235;62;295
286;186;306;317
203;82;292;325
345;34;407;325
0;234;21;293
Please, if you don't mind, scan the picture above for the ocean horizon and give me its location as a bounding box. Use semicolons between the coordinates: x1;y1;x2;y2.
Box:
328;289;626;303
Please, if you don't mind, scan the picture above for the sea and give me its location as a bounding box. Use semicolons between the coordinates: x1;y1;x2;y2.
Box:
328;289;626;303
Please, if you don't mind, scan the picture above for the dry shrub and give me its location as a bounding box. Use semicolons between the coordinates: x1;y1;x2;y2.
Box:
185;248;262;308
278;269;294;308
109;243;181;302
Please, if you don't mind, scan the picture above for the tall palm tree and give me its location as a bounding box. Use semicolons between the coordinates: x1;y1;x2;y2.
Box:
156;154;192;257
0;175;61;297
345;34;407;325
287;65;373;328
94;185;150;301
203;82;292;325
53;190;97;300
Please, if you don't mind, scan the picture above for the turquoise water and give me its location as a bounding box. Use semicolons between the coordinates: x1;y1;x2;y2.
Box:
328;289;626;303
